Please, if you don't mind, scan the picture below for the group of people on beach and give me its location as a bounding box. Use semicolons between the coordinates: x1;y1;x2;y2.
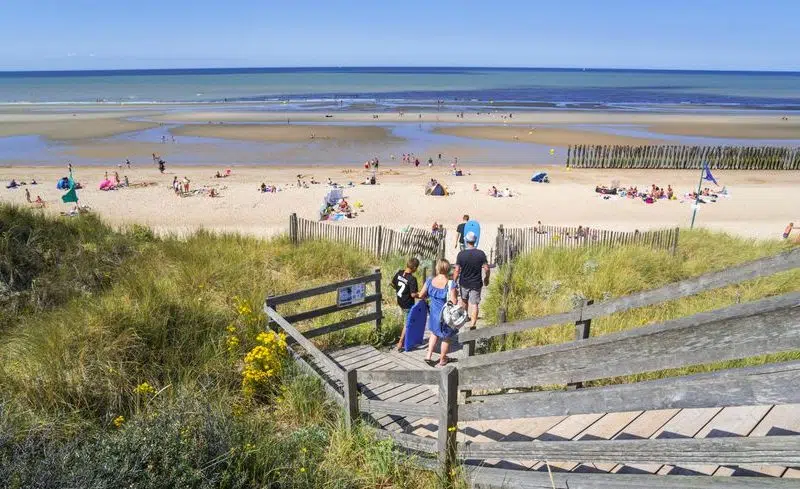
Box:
390;215;489;366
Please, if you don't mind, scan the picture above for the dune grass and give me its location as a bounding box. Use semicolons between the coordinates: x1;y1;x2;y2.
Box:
480;229;800;384
0;205;445;488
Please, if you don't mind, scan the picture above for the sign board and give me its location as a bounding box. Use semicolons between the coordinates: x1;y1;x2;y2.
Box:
337;283;366;307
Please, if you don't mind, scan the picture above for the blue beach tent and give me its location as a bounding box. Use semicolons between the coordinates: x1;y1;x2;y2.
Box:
531;172;549;183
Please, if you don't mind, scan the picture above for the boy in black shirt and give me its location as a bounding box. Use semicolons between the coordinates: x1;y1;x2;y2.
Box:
391;257;420;351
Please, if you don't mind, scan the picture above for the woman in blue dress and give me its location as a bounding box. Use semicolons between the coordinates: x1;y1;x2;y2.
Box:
417;258;458;367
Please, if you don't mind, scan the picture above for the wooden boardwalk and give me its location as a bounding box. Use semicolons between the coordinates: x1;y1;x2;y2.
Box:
328;343;800;481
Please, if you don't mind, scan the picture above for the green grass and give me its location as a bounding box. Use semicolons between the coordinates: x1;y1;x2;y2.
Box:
0;205;446;489
480;229;800;384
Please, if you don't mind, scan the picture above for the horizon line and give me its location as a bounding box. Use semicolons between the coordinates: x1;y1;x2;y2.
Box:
1;65;800;75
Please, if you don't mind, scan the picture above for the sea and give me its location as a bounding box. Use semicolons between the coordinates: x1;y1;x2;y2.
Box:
1;67;800;113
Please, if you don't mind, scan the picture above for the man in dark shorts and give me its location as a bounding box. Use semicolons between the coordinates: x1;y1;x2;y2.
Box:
455;214;469;251
454;232;489;330
391;257;419;351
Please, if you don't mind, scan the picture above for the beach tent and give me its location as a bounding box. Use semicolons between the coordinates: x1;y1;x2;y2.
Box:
531;172;549;183
325;188;343;206
428;183;447;196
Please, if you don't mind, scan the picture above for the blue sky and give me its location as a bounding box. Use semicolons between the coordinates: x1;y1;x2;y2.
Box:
1;0;798;71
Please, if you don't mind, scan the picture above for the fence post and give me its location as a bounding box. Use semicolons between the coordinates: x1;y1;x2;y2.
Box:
289;213;298;245
671;227;680;256
376;226;383;257
343;368;359;429
373;268;382;335
567;299;594;390
438;365;458;480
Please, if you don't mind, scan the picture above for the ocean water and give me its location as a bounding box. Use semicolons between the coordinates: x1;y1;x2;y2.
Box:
1;67;800;112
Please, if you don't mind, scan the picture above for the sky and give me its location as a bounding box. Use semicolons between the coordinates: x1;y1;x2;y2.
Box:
1;0;798;71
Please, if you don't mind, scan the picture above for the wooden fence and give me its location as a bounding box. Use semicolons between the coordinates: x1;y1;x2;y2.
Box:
264;248;800;487
566;144;800;170
289;213;446;260
495;224;679;265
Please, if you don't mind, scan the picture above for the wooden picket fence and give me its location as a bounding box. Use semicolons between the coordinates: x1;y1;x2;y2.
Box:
495;225;679;265
289;213;446;260
566;144;800;170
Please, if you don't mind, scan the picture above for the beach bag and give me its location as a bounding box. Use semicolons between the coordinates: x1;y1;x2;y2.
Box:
441;281;469;329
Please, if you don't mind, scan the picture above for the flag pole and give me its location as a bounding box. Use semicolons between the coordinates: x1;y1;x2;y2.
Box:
689;163;705;229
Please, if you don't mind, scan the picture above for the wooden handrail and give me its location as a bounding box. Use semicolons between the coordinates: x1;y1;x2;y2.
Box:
459;292;800;390
264;305;346;382
265;272;381;307
458;247;800;343
460;360;800;421
458;436;800;465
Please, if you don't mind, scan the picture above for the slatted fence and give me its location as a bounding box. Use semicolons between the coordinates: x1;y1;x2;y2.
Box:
566;144;800;170
289;213;446;260
495;225;679;265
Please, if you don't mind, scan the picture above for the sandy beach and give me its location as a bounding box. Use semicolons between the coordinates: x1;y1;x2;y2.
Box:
432;125;660;146
171;123;397;143
2;164;798;261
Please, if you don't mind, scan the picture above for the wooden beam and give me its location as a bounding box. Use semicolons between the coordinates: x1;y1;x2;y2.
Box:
264;306;345;382
459;361;800;421
358;399;439;418
304;312;381;339
265;272;381;306
464;466;799;488
457;248;800;343
438;365;459;476
282;294;379;323
356;368;441;385
286;346;344;406
458;435;800;465
459;292;800;390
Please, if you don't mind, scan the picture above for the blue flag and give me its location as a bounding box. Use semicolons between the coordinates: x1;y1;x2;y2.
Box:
703;162;718;186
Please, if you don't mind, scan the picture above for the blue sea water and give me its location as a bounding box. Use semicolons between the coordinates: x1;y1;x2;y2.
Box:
1;67;800;112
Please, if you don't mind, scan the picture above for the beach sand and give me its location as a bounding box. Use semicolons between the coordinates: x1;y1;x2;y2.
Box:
432;126;660;147
2;165;797;262
170;124;397;143
648;121;800;139
0;111;160;141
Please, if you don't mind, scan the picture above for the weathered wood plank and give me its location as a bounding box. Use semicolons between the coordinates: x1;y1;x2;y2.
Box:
657;405;772;476
286;346;345;406
460;362;800;420
466;466;800;488
304;312;381;339
357;368;440;385
459;293;800;390
458;435;800;465
264;306;345;382
359;399;438;418
458;248;800;343
265;272;381;306
282;294;379;323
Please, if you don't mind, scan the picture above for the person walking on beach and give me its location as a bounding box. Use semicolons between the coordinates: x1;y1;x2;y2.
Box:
126;159;131;169
453;231;490;330
391;257;419;351
182;176;190;193
455;214;469;250
784;222;794;239
24;188;31;203
418;259;458;367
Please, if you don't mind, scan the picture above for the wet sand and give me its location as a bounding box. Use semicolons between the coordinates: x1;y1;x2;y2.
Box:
2;165;797;260
170;123;397;143
648;122;800;139
0;111;160;141
432;126;660;147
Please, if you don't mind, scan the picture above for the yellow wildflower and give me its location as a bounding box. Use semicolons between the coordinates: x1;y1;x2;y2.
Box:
134;382;157;396
113;415;125;428
300;467;306;473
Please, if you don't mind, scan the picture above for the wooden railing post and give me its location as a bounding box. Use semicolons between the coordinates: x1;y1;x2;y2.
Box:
376;226;383;257
438;365;458;480
373;268;382;334
567;299;594;390
671;226;680;256
289;213;298;245
343;368;359;429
